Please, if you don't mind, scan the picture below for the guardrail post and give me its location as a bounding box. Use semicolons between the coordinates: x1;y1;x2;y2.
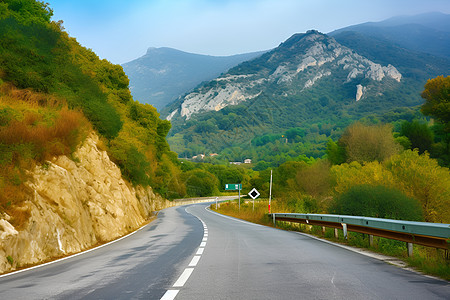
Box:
322;226;326;235
369;235;374;247
342;223;348;240
334;228;338;239
273;214;276;227
407;242;413;257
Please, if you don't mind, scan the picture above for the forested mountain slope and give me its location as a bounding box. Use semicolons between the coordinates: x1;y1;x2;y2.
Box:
163;30;449;158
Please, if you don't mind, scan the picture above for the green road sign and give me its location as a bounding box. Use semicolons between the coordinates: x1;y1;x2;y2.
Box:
225;184;242;190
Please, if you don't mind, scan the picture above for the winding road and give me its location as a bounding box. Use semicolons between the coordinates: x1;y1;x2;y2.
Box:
0;203;448;299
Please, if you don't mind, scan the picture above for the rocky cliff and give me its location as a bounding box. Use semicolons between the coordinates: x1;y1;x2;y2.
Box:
167;30;402;121
0;133;173;274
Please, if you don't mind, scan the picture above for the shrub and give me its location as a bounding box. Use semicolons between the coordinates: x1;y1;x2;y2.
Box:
340;122;401;163
330;184;423;221
400;120;433;154
0;108;89;162
183;169;219;197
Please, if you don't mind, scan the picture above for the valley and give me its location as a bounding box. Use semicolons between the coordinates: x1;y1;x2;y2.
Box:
0;0;449;288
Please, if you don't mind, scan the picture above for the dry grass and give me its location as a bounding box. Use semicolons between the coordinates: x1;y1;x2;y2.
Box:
0;82;65;108
0;108;89;162
0;83;91;228
212;199;297;226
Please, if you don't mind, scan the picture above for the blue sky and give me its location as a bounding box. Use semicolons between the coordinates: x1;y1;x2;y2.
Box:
48;0;450;64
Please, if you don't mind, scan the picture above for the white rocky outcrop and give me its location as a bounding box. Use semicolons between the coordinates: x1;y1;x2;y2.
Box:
304;71;331;89
0;219;18;240
173;31;402;120
166;109;178;121
0;133;173;273
383;64;402;82
356;84;366;101
180;78;260;119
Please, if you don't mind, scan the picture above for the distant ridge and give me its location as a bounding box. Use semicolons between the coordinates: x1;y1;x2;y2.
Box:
122;47;266;110
329;12;450;59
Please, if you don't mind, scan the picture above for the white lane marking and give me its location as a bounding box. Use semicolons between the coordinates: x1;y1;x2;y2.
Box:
331;271;336;288
0;221;151;278
189;256;201;267
160;290;179;300
173;268;194;287
161;205;210;298
205;207;263;227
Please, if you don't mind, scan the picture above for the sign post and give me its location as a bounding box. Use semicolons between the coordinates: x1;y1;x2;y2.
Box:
268;170;273;213
239;188;240;211
248;188;260;211
225;184;242;211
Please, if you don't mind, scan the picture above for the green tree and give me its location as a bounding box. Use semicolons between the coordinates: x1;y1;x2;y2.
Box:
386;150;450;223
1;0;53;25
330;184;423;221
400;120;433;154
183;169;219;197
326;139;346;165
421;75;450;130
340;122;401;163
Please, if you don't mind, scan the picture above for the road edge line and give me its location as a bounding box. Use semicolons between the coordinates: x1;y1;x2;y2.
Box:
0;219;153;278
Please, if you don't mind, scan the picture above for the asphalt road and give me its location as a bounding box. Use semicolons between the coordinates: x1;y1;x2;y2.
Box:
0;203;449;299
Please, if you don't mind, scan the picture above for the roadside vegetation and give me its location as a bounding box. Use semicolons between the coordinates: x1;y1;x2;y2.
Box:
0;0;185;228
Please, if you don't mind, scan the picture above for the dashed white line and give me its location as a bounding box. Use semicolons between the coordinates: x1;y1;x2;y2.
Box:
173;268;194;287
160;290;179;300
161;207;210;299
189;256;201;267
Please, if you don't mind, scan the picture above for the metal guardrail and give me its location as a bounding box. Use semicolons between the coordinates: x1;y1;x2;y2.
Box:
269;213;450;251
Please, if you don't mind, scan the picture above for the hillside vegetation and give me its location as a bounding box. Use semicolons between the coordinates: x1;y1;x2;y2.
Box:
175;76;450;224
0;0;186;227
164;30;449;162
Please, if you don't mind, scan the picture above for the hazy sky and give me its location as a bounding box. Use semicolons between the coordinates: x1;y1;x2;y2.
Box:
48;0;450;64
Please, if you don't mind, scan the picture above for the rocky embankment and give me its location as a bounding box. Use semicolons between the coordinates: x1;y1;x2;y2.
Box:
0;133;174;274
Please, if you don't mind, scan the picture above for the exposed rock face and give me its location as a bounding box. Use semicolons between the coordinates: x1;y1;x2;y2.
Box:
168;30;402;120
122;47;265;110
0;133;173;273
356;84;366;101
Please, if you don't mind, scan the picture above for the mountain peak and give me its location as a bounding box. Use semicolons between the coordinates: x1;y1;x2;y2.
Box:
167;31;404;120
279;30;326;49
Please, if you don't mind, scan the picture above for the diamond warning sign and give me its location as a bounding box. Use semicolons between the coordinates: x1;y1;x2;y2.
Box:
248;188;260;200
